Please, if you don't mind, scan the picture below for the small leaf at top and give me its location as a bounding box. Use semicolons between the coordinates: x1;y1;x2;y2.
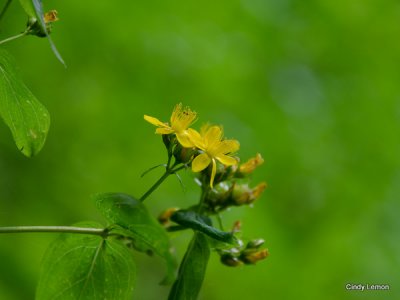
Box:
36;222;136;300
0;48;50;157
18;0;65;65
18;0;36;19
171;210;238;245
94;192;177;285
168;232;210;300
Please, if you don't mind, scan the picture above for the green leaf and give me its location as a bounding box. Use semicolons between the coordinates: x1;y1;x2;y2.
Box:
19;0;35;18
0;48;50;157
94;192;177;285
18;0;65;65
168;232;210;300
171;210;238;245
36;222;136;300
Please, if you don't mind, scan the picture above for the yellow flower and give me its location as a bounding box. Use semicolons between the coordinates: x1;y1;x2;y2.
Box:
188;125;240;188
239;153;264;174
144;103;197;148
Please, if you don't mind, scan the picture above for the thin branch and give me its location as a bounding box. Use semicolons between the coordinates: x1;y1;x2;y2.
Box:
140;163;167;178
0;30;29;45
0;226;107;237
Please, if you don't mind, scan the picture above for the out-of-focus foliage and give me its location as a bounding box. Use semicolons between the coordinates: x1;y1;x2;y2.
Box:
0;0;399;299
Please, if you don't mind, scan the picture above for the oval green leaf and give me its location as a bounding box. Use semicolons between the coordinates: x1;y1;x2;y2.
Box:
94;192;177;285
168;232;210;300
36;222;136;300
171;210;238;245
0;48;50;157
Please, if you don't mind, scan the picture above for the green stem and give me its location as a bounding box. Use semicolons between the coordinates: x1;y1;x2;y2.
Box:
166;145;173;168
197;177;209;214
140;170;171;202
0;226;107;237
0;0;12;24
139;164;186;202
0;30;29;45
172;164;186;173
216;213;224;231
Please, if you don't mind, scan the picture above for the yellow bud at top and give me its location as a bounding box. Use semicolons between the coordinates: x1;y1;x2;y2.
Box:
44;10;59;23
239;153;264;174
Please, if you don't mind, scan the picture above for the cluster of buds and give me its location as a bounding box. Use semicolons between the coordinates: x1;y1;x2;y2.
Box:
220;237;269;267
204;153;267;213
219;221;269;267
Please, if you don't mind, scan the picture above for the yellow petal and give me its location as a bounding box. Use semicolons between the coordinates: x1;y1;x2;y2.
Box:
176;132;195;148
187;128;204;149
170;103;182;125
209;158;217;188
216;154;238;166
144;115;169;127
200;123;211;136
170;104;197;132
213;139;240;155
180;109;197;129
192;153;211;172
204;126;223;147
156;127;174;135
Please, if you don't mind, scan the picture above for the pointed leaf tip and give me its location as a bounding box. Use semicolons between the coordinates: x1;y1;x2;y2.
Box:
0;48;50;157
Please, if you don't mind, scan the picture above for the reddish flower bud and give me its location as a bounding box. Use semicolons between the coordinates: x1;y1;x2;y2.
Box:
241;248;269;264
158;207;180;226
239;153;264;175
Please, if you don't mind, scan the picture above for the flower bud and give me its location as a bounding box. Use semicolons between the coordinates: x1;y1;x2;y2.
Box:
214;162;238;182
238;153;264;176
162;134;174;149
246;238;265;249
158;207;180;226
231;220;242;233
231;182;267;206
205;181;233;210
220;253;243;267
240;248;269;264
44;10;59;23
28;10;59;38
173;143;196;164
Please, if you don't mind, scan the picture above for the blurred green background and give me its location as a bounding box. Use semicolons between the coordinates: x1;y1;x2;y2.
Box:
1;0;399;299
